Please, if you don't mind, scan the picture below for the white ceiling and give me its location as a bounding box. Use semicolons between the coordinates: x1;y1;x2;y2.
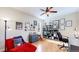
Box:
13;7;79;20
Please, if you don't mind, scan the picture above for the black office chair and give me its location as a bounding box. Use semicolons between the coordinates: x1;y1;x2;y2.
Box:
57;31;68;49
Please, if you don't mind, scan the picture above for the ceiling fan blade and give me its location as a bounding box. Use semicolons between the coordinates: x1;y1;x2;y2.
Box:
49;11;57;13
40;13;45;16
40;9;45;11
49;7;53;9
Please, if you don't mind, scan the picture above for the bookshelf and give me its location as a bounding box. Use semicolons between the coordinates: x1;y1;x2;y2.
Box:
43;24;59;39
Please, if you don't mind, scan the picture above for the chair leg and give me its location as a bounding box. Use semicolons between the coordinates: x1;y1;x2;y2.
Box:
59;43;65;49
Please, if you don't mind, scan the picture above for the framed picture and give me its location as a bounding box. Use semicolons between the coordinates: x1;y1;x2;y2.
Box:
59;18;65;25
59;25;65;30
33;20;37;26
24;22;27;31
16;22;23;30
30;24;35;31
65;20;72;27
53;20;59;29
38;23;40;31
59;18;65;30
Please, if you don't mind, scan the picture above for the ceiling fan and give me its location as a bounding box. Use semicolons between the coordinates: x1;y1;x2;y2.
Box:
40;7;57;16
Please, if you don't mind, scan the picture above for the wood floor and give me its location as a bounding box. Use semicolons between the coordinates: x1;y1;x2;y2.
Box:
32;39;68;52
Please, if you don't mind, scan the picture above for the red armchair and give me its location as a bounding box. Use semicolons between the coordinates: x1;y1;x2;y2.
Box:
5;36;37;52
5;38;14;51
9;43;37;52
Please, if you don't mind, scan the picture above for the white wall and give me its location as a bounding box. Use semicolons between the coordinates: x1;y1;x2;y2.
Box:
76;12;79;30
0;7;42;51
43;12;79;37
49;12;79;36
58;12;78;36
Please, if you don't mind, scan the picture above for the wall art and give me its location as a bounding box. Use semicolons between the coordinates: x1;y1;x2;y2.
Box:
16;22;23;30
65;20;72;27
33;20;37;26
53;20;59;29
59;18;65;30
